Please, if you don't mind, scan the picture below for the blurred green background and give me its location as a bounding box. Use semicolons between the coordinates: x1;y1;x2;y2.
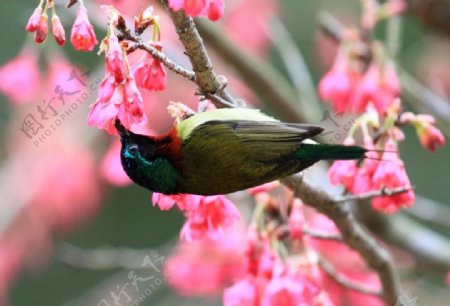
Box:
1;1;449;305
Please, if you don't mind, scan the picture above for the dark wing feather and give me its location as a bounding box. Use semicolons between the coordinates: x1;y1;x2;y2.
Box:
177;120;323;195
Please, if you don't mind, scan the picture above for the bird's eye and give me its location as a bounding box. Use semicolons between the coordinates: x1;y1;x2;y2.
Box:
128;144;139;155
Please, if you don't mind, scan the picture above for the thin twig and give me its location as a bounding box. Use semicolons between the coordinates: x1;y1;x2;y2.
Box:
335;186;414;203
119;29;196;81
319;257;383;297
303;228;343;241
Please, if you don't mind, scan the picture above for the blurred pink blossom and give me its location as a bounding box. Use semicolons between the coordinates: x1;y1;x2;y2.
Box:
165;227;246;297
0;50;41;104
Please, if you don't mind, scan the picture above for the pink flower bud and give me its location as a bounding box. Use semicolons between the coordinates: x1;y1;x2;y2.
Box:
34;14;48;43
416;121;446;152
70;6;98;51
289;199;304;239
26;6;42;32
208;0;225;21
52;15;66;46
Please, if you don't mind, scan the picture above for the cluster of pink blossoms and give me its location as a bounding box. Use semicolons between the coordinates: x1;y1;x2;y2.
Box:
318;6;445;213
223;185;337;305
87;7;167;134
26;1;97;50
168;0;225;21
152;193;240;241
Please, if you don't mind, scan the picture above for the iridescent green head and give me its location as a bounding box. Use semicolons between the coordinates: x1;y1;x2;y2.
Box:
115;119;178;194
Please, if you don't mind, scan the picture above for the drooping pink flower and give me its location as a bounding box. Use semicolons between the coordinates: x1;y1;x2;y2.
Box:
349;61;400;115
0;50;41;104
319;49;361;112
180;195;240;241
88;76;147;134
25;6;43;32
34;13;49;43
262;275;317;306
415;121;446;152
100;140;132;186
70;5;98;51
106;35;126;83
133;52;167;91
223;277;259;306
151;193;203;211
51;15;66;46
165;228;246;298
371;140;415;213
327;160;358;191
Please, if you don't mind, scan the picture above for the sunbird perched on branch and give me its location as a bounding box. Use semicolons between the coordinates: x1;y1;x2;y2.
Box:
115;108;367;195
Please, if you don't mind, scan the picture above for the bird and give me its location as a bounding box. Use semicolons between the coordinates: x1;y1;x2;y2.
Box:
115;108;367;195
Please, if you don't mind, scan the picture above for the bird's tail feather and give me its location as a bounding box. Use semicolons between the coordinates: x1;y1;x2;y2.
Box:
295;143;367;161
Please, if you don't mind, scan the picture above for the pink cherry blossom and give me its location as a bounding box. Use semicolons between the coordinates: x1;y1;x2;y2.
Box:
165;228;246;297
223;277;259;306
151;193;203;211
262;275;317;306
180;195;240;241
319;49;361;112
25;6;42;32
349;61;400;115
133;52;167;91
70;5;98;51
371;140;415;213
51;15;66;46
87;76;147;134
106;35;126;83
34;13;48;43
0;50;41;104
327;160;358;191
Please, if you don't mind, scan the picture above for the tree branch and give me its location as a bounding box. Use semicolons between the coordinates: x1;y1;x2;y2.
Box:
159;0;237;108
319;256;383;297
281;175;408;306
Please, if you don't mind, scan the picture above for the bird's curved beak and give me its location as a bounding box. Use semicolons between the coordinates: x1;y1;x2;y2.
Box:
115;118;130;139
